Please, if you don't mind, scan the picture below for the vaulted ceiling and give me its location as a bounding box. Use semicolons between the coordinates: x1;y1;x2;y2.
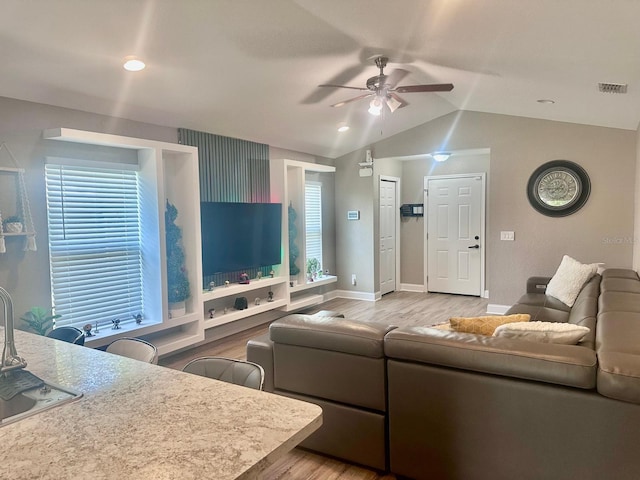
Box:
2;0;639;158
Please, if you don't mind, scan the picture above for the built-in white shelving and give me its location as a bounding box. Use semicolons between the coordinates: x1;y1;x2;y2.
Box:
270;159;337;311
43;128;204;356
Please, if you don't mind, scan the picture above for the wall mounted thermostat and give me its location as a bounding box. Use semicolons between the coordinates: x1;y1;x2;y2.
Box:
347;210;360;220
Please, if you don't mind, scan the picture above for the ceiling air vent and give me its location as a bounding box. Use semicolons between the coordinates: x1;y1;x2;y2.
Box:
598;82;628;94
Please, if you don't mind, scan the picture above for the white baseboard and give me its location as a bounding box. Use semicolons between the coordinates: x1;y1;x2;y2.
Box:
487;304;511;315
334;289;378;302
400;283;424;292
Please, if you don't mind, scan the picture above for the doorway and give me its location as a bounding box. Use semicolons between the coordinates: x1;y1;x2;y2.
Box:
380;176;400;296
424;173;485;296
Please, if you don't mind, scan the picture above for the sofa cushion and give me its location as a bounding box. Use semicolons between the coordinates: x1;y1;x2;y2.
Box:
493;321;590;345
269;314;395;358
546;255;597;307
449;314;530;335
384;327;597;389
596;311;640;404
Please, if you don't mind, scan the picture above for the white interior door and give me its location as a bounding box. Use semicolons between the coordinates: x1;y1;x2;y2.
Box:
425;174;484;296
380;178;397;295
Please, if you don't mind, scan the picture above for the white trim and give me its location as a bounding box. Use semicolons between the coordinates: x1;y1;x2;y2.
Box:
424;172;486;297
333;290;379;302
487;304;512;315
379;175;401;295
400;283;424;292
45;155;139;170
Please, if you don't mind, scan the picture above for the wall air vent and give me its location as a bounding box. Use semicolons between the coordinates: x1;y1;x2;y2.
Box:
598;82;628;94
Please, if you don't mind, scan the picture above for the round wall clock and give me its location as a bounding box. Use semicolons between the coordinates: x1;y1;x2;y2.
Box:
527;160;591;217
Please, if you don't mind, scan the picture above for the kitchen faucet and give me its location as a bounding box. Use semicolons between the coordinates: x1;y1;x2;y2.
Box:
0;286;27;376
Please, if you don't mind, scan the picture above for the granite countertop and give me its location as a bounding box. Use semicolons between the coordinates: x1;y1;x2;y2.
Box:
1;328;322;480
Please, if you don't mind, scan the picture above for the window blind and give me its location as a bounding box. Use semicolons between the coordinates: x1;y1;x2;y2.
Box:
305;181;323;270
45;163;143;328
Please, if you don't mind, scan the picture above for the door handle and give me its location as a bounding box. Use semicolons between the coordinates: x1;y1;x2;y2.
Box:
468;244;480;249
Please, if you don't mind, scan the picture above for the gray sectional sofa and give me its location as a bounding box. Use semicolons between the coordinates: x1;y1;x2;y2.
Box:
247;268;640;479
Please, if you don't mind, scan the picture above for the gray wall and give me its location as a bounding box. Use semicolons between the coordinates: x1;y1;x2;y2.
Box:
0;96;177;318
0;96;335;322
399;152;490;286
336;110;636;306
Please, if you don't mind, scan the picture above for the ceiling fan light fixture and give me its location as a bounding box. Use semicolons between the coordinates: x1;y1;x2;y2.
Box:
432;152;451;162
368;98;383;116
385;95;401;113
123;55;146;72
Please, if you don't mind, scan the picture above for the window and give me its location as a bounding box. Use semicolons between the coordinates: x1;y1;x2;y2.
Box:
305;181;322;273
45;161;143;329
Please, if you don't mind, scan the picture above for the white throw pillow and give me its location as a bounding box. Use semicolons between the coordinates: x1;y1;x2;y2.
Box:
493;321;590;345
545;255;597;307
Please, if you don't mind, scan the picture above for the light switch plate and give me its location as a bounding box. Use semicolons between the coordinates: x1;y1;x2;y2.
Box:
500;231;515;241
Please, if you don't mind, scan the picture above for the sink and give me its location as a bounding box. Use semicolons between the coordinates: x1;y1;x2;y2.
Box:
0;381;83;427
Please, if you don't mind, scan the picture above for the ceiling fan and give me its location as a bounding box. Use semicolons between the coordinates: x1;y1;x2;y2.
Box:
319;56;454;115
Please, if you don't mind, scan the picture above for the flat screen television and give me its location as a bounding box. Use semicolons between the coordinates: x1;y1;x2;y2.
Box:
200;202;282;275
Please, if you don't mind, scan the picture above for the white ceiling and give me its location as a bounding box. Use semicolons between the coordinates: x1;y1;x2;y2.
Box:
2;0;640;158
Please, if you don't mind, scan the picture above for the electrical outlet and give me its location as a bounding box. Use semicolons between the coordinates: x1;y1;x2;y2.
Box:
351;274;357;285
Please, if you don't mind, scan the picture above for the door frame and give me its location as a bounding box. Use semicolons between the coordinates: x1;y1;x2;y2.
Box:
379;175;401;296
423;173;486;297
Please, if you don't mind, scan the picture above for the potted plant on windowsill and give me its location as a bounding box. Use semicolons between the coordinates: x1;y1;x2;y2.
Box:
306;257;321;282
19;306;61;336
165;201;190;318
2;215;23;233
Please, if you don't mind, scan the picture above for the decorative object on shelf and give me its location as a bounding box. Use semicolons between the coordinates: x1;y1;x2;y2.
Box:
289;281;294;288
112;318;121;330
234;297;248;310
2;215;23;233
83;324;93;337
133;313;143;325
267;291;274;302
94;321;100;334
208;308;216;318
165;200;191;317
225;280;230;287
255;297;261;306
256;271;263;280
306;258;321;282
239;272;250;284
288;203;301;277
19;306;61;336
208;281;215;291
269;270;275;278
527;160;591;217
0;142;37;253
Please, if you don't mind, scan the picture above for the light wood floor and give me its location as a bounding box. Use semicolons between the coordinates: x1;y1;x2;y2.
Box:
159;291;488;479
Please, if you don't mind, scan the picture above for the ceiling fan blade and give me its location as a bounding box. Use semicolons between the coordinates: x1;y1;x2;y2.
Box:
389;92;409;109
330;93;374;108
385;68;410;89
319;84;368;91
395;83;454;93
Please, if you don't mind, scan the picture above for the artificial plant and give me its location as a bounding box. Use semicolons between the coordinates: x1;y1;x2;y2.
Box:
288;203;300;276
165;200;190;304
20;307;61;336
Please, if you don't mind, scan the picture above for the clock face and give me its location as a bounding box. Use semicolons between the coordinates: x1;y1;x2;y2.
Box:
527;161;590;217
536;168;581;207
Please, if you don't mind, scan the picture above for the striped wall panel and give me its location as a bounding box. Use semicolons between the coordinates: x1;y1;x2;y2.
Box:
178;128;269;202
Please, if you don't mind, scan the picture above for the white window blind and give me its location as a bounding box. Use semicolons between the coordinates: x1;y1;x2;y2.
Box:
305;181;323;270
45;162;143;329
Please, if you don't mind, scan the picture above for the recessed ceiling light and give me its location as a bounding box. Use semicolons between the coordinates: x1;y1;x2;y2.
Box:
537;99;555;104
123;55;146;72
337;124;349;132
